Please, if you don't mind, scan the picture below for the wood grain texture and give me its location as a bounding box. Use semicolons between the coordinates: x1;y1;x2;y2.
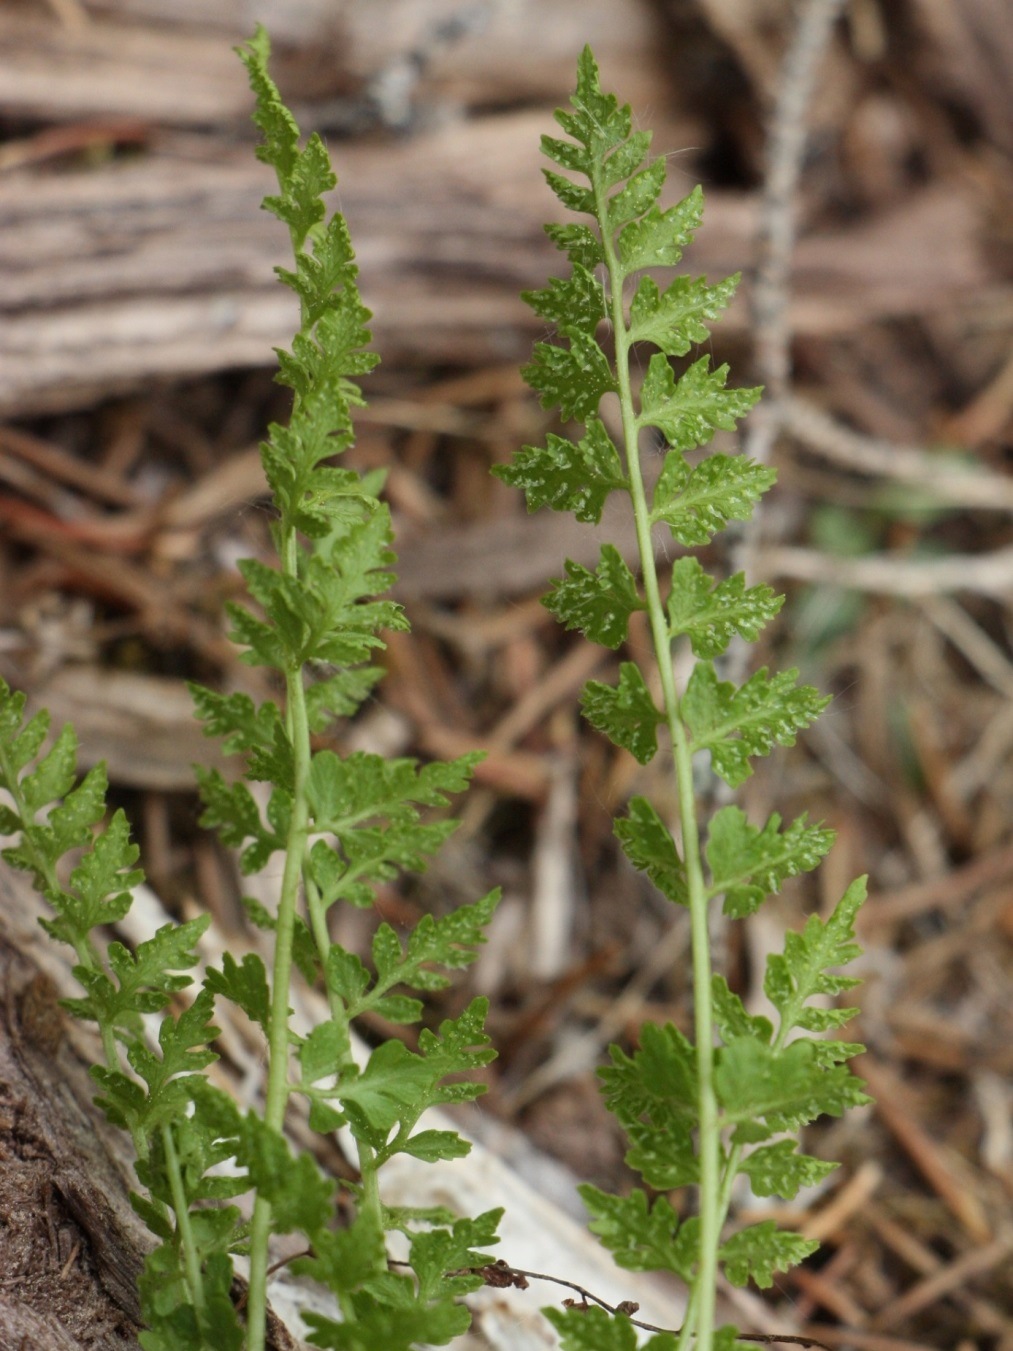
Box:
0;123;991;418
0;867;146;1350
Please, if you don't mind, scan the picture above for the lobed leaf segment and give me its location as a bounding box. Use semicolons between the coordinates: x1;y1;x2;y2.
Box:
495;48;869;1351
1;27;500;1351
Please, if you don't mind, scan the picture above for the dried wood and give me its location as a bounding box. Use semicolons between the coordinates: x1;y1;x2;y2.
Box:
858;1058;992;1245
0;9;252;126
3;6;1012;1347
0;0;661;126
306;0;661;117
871;1232;1013;1333
0;866;147;1350
0;862;304;1349
781;398;1013;512
860;841;1013;933
22;666;230;789
82;0;335;42
749;0;849;407
0;121;997;418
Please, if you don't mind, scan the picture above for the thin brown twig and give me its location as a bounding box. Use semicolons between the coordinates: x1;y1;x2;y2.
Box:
730;0;848;676
0;424;144;508
870;1230;1013;1332
858;1059;992;1244
919;595;1013;699
389;1256;831;1349
859;840;1013;932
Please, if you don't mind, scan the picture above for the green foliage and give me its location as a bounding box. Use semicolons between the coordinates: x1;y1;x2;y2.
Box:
667;557;784;660
718;1222;819;1289
614;797;688;906
546;545;643;649
496;418;627;524
764;876;866;1033
202;29;500;1349
0;677;236;1347
544;1305;679;1351
738;1138;837;1199
290;1209;502;1351
494;44;869;1351
581;662;664;765
1;27;499;1351
705;806;835;918
2;32;873;1351
683;661;829;789
581;1185;698;1280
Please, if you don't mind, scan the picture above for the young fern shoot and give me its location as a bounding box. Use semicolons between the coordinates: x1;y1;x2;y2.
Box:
495;48;870;1351
1;28;502;1351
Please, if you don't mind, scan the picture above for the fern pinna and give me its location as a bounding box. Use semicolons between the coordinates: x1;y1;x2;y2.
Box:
495;48;869;1351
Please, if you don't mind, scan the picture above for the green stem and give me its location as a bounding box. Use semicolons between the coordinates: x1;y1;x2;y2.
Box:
302;783;388;1269
677;1283;701;1351
358;1142;385;1240
717;1142;745;1224
596;184;722;1351
163;1123;206;1319
244;197;334;1349
245;527;313;1351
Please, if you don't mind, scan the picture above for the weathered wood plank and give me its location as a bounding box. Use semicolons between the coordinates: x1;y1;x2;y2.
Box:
0;109;994;417
0;0;662;127
0;10;250;125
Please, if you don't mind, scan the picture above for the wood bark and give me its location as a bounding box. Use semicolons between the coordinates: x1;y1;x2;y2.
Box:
0;865;147;1350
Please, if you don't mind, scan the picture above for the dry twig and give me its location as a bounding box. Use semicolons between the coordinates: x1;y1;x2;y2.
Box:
782;398;1013;513
757;542;1013;598
749;0;849;449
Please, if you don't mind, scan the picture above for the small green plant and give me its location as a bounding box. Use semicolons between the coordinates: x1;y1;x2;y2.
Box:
0;28;500;1351
0;35;869;1351
494;48;869;1351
